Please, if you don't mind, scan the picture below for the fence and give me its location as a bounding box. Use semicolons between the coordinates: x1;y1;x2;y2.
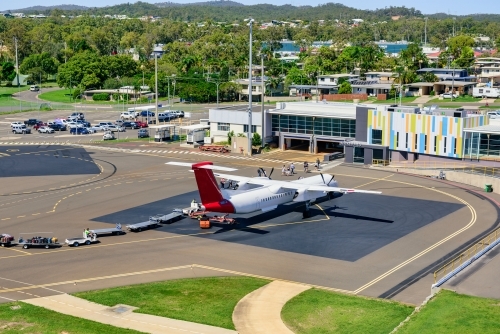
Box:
433;227;500;284
372;160;500;179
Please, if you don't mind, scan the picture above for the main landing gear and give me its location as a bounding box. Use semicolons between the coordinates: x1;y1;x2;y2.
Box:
303;200;311;219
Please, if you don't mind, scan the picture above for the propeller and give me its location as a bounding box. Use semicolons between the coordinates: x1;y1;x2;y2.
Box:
267;167;274;180
320;173;335;186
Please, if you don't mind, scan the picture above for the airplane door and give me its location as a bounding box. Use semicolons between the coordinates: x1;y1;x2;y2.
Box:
256;197;261;211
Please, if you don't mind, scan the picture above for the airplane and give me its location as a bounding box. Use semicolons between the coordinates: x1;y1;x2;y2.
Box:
167;161;382;218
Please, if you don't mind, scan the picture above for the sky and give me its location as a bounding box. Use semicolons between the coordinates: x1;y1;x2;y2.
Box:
0;0;497;15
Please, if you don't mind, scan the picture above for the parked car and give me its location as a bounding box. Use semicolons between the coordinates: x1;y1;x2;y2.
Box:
171;110;184;118
90;124;107;132
440;93;458;99
24;119;42;126
138;129;149;138
122;121;140;129
84;127;96;134
10;121;24;127
135;121;148;128
70;127;90;135
106;125;125;132
487;111;500;119
98;122;113;128
37;126;55;134
33;122;47;130
12;125;31;134
103;131;115;140
29;85;40;91
158;113;174;122
68;112;84;120
76;120;91;127
120;111;136;120
67;122;84;129
48;123;67;131
140;111;155;117
115;119;124;126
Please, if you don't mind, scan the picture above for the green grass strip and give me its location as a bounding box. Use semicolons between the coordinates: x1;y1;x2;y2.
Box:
397;290;500;334
0;302;143;333
281;288;414;334
75;276;270;330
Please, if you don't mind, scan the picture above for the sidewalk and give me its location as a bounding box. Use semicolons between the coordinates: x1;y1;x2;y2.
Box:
24;294;236;334
232;281;310;334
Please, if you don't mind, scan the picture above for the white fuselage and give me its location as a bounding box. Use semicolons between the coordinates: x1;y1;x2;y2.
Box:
225;174;338;214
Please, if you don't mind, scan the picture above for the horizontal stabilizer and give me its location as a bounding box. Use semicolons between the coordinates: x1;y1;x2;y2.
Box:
166;162;237;172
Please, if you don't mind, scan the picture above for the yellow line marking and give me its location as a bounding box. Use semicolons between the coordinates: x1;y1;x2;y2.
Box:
16;215;25;218
31;213;40;216
354;174;393;189
0;248;31;255
1;218;10;221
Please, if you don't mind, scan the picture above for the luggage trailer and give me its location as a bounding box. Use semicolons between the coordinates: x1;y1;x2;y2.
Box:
18;232;60;249
149;210;184;224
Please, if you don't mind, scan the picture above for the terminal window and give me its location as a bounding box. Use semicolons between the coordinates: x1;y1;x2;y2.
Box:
372;129;382;145
217;123;230;131
271;115;355;138
243;125;257;133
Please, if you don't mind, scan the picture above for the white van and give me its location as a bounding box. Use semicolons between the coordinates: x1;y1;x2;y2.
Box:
30;85;40;92
472;87;500;98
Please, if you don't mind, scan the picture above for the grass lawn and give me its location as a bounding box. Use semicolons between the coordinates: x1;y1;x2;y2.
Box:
398;290;500;334
281;289;414;334
372;96;418;104
39;89;132;105
428;96;482;103
0;302;142;333
75;276;270;330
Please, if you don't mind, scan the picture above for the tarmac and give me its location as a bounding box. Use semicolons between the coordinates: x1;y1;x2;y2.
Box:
0;141;499;332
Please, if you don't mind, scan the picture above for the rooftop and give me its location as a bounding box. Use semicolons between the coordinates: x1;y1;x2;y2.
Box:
463;124;500;135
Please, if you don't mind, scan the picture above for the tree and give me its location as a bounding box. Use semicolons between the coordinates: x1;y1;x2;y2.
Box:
1;62;16;82
220;82;240;102
20;52;59;81
421;71;439;83
399;43;428;70
338;81;352;94
252;132;262;147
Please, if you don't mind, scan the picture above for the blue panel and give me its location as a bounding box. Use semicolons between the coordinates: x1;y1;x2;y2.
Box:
419;133;425;153
442;118;447;136
390;130;394;149
432;117;435;132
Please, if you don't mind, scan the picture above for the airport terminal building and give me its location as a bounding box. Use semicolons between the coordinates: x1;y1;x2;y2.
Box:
209;101;494;164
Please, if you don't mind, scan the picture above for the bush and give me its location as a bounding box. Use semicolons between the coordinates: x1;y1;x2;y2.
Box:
429;90;435;96
92;93;110;101
252;132;262;146
112;93;120;101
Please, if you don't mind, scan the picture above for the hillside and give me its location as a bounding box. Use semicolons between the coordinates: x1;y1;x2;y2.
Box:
3;2;500;22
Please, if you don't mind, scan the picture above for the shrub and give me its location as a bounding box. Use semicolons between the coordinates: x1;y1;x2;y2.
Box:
92;93;110;101
429;90;435;96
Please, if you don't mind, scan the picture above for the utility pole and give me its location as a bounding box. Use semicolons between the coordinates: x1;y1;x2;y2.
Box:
247;18;254;156
424;17;428;46
261;53;265;148
15;37;20;112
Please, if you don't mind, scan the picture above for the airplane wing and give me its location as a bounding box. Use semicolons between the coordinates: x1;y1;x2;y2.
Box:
211;172;381;194
305;185;381;194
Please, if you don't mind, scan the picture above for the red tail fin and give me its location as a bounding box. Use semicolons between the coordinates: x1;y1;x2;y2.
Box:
192;162;235;213
192;162;224;203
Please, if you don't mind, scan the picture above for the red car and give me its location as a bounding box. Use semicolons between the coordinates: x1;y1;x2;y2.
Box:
33;122;47;130
135;121;148;128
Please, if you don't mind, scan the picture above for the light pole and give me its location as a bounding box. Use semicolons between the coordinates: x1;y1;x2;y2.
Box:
207;77;221;108
155;53;159;125
261;51;265;147
424;17;428;46
451;64;455;102
246;18;254;156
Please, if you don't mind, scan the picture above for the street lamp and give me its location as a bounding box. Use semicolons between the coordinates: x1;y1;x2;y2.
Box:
246;17;254;156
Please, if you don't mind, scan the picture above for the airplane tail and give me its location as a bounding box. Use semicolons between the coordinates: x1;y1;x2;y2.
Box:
166;161;236;213
191;162;225;203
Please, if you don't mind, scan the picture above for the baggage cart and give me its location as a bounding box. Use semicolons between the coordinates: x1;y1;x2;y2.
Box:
126;220;160;232
149;210;184;224
0;233;15;247
91;224;124;236
18;233;60;249
198;145;230;153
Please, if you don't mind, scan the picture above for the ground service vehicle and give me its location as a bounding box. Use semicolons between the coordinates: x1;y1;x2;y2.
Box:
65;233;98;247
29;85;39;91
187;128;206;144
